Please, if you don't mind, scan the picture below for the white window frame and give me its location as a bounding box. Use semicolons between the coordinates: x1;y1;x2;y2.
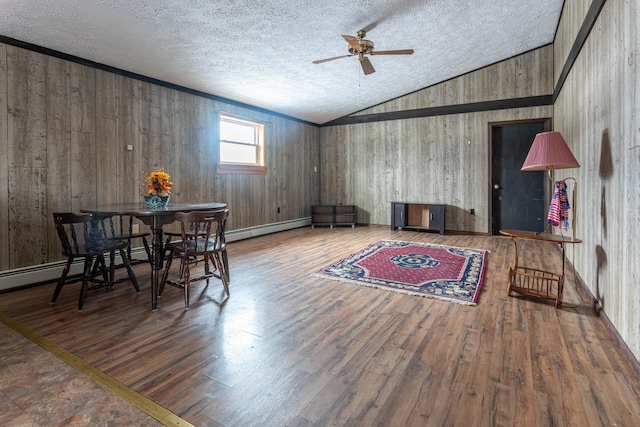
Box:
217;112;266;175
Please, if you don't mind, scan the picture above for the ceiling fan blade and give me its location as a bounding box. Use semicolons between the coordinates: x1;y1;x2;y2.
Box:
360;57;375;75
342;35;362;51
312;55;353;64
370;49;414;55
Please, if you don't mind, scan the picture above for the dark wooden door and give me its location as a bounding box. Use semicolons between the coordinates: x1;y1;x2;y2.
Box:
491;122;547;235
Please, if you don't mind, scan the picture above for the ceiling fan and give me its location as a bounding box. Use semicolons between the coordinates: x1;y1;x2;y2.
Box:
312;30;414;75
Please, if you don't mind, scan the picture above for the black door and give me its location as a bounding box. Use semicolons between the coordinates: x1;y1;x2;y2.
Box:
491;122;547;235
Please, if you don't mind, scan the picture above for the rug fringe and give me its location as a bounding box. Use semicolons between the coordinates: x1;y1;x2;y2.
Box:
382;239;491;254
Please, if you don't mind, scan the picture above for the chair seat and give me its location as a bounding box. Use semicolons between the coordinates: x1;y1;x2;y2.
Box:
108;231;149;240
166;239;224;257
87;239;129;254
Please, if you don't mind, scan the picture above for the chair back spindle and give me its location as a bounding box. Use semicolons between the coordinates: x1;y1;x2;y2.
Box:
53;212;94;255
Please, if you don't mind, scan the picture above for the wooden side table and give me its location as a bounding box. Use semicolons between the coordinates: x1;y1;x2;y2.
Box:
499;229;582;308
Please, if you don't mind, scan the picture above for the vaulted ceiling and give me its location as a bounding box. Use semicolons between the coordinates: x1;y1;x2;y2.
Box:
0;0;564;125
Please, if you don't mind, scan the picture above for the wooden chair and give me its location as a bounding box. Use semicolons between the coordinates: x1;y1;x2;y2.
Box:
159;209;229;309
51;212;140;310
163;209;230;281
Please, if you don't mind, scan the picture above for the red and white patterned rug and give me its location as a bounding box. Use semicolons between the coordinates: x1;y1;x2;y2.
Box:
313;240;488;305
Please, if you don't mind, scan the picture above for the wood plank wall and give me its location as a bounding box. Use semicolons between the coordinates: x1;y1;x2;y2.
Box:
554;1;591;85
0;43;320;270
553;0;640;362
0;43;7;270
319;46;554;233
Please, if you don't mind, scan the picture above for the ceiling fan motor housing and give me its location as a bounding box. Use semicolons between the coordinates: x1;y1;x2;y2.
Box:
348;39;374;55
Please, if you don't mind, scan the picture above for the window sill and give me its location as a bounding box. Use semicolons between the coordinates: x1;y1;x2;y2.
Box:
216;163;267;175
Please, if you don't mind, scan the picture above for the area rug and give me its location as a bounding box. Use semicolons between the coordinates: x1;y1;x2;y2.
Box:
312;240;488;305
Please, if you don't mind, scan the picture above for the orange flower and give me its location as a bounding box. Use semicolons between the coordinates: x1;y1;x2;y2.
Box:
141;168;173;197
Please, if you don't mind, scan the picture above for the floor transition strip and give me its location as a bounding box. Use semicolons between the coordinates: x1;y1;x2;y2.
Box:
0;311;193;427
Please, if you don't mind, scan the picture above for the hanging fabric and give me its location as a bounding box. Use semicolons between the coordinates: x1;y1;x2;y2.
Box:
547;180;570;229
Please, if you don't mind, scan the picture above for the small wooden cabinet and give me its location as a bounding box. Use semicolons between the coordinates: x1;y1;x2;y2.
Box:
312;205;356;228
390;202;445;235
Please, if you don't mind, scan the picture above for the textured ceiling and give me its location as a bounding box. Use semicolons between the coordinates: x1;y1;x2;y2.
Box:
0;0;564;125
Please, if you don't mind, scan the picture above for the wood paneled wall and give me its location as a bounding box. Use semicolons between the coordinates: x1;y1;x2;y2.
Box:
356;45;553;115
320;46;554;233
553;0;640;362
0;43;320;270
0;43;7;271
554;1;591;85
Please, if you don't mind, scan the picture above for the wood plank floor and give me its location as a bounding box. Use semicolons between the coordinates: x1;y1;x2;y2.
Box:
1;226;639;426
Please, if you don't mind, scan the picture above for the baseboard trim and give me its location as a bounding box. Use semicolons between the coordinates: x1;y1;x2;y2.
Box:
225;217;311;242
0;217;311;292
571;265;640;380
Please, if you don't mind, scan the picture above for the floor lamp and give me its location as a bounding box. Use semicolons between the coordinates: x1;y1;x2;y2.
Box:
521;131;581;238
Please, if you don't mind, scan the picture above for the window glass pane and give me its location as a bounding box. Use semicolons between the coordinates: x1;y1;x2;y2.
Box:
220;120;256;144
220;141;257;164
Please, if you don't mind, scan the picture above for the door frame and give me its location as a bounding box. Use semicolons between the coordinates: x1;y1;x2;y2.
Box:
488;118;552;235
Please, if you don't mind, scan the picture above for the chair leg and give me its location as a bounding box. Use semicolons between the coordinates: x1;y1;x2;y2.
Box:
214;252;230;296
90;255;109;284
78;257;94;311
183;259;191;310
203;252;211;286
51;257;74;304
119;248;140;293
178;256;186;280
126;240;133;263
164;235;173;260
141;236;151;263
222;249;230;282
108;250;117;286
159;252;174;296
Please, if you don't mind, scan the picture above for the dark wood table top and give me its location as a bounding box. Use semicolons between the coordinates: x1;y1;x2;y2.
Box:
500;229;582;244
82;202;227;217
82;202;227;226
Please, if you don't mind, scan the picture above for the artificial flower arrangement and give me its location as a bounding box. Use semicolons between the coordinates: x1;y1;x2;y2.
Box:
141;168;173;207
145;169;173;196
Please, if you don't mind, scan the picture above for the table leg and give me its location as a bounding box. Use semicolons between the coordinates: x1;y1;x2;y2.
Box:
557;243;566;308
150;218;164;311
507;237;519;296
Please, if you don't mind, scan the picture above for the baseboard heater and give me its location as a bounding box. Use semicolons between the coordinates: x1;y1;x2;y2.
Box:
0;217;311;292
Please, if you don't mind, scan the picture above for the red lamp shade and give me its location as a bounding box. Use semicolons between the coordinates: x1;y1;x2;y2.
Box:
521;131;580;171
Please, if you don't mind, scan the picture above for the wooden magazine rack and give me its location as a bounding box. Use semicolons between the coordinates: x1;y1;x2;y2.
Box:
500;229;581;308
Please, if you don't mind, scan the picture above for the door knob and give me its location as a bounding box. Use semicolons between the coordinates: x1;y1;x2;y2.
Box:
493;184;501;190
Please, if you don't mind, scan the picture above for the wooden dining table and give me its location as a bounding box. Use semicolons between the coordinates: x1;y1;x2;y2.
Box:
82;202;227;311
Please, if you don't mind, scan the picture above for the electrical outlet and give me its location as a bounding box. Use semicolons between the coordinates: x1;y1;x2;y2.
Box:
277;207;281;214
132;224;140;234
470;208;475;215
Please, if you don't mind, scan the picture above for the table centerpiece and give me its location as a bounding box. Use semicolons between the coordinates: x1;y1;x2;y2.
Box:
141;168;173;208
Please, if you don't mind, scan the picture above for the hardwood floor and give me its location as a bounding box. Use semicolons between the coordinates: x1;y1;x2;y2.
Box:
1;226;639;426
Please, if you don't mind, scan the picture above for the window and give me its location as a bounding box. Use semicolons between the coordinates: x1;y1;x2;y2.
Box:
217;113;266;175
